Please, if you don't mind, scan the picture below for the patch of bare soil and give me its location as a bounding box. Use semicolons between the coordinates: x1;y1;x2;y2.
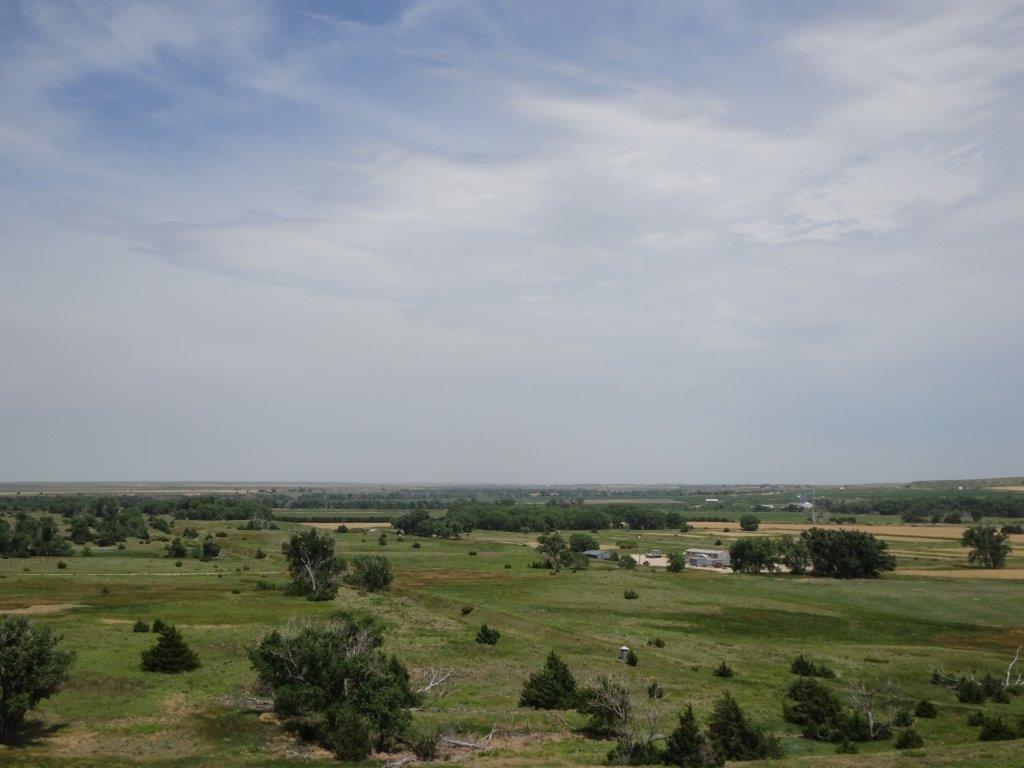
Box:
0;602;87;615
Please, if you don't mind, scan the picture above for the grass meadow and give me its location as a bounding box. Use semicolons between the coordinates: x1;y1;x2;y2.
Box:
0;516;1022;767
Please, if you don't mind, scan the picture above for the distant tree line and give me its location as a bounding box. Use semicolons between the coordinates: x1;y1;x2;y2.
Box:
0;494;272;522
396;503;689;535
818;495;1024;520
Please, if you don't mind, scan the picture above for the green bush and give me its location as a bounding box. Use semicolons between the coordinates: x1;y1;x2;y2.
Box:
409;725;442;760
707;691;782;760
894;728;923;749
519;651;578;709
712;661;733;678
892;709;913;728
977;715;1020;741
790;653;835;678
626;649;638;667
475;624;500;645
663;704;721;767
738;514;760;532
782;677;847;741
132;620;150;633
914;699;937;718
623;589;639;600
345;555;393;593
140;624;200;673
322;704;373;762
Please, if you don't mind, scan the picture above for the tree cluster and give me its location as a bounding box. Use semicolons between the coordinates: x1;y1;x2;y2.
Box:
731;529;895;578
0;514;71;558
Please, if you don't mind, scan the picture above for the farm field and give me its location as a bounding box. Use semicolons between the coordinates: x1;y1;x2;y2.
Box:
1;516;1022;767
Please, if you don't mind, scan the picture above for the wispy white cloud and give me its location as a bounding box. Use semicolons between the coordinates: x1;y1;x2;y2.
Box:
1;0;1022;481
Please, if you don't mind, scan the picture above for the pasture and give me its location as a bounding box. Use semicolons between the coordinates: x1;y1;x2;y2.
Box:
1;515;1022;767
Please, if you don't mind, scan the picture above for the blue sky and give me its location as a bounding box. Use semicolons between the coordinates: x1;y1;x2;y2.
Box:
1;0;1022;483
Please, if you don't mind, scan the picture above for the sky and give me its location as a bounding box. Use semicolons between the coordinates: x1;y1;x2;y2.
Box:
1;0;1022;484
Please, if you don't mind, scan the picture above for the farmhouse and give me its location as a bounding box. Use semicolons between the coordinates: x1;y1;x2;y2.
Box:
684;548;731;568
583;549;612;561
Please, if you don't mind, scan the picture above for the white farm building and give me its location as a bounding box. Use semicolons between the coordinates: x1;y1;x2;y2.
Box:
684;548;731;568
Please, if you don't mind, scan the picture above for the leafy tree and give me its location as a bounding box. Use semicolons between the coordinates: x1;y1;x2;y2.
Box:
536;531;586;570
345;555;393;593
738;515;760;532
519;651;578;709
475;624;501;645
576;675;632;737
706;691;782;760
165;537;187;559
618;555;638;570
248;612;419;759
568;532;600;553
666;551;685;572
199;535;221;561
728;538;776;573
0;617;75;744
663;704;723;767
245;506;271;530
282;529;346;600
68;515;93;544
777;535;810;574
149;517;172;534
961;525;1012;568
140;624;200;673
801;528;896;578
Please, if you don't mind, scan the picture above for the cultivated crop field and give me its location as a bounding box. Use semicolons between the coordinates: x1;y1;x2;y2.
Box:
1;509;1023;767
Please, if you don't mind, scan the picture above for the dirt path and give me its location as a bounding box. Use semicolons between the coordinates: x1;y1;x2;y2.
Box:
688;521;1024;544
900;567;1024;579
0;603;87;614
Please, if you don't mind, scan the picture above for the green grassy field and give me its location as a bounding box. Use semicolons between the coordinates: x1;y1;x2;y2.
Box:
1;519;1022;767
